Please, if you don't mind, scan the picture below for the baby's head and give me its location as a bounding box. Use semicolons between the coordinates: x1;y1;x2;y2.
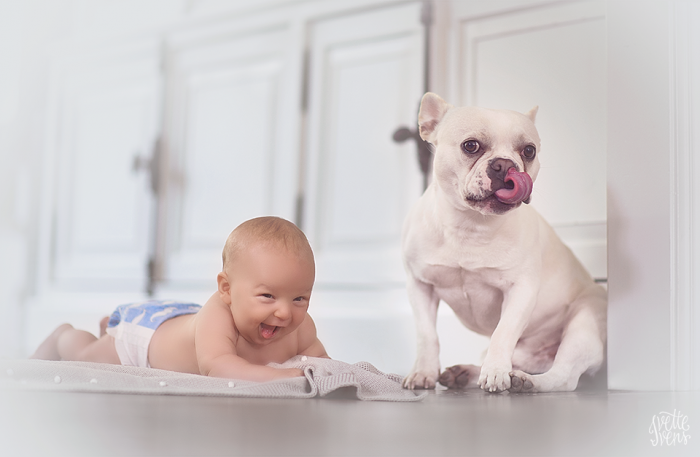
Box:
218;217;316;345
222;216;315;274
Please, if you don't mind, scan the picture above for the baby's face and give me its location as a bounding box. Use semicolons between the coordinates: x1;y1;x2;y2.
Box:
226;243;315;346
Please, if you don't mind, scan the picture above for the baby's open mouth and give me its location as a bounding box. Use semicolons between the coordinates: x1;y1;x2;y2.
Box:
260;323;279;339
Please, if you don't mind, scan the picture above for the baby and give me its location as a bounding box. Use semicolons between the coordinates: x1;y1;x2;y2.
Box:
31;216;328;381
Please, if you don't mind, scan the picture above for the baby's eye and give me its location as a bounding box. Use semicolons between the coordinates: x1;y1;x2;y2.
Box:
293;296;308;303
260;293;274;299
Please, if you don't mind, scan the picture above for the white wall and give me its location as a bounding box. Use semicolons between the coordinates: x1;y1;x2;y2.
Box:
607;0;700;391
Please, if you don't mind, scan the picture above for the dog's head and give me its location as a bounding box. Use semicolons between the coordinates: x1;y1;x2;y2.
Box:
419;92;541;216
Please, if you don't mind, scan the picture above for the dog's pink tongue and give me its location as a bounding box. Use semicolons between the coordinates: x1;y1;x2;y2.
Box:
494;168;533;204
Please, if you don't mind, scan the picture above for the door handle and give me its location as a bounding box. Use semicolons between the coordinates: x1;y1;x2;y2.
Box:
131;138;161;195
392;125;432;190
132;139;162;296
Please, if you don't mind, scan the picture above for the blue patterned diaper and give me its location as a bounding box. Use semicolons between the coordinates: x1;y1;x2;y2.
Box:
105;300;201;367
107;300;202;330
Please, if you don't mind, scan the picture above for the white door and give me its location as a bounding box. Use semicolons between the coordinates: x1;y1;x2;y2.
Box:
302;2;426;369
26;38;162;347
41;39;162;292
455;0;608;279
303;3;425;285
158;20;302;291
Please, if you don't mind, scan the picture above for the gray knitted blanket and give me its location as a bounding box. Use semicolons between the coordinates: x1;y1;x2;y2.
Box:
0;356;426;402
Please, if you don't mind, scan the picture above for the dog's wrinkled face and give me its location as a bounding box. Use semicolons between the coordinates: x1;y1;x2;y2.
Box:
419;93;541;216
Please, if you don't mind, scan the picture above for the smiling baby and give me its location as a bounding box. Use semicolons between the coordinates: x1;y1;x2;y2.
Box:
31;217;329;382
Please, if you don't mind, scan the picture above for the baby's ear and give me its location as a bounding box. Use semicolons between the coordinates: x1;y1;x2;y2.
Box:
525;106;539;124
418;92;452;143
217;272;232;304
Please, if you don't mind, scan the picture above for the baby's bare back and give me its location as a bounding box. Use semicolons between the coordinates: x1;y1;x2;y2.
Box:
148;313;200;374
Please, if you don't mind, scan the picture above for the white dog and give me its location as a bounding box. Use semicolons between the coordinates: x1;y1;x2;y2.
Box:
402;93;606;393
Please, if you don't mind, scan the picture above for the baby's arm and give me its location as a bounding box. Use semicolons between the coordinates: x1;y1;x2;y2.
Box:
194;294;303;381
297;314;330;358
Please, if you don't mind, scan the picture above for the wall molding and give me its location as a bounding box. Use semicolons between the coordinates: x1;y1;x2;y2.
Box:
670;0;699;391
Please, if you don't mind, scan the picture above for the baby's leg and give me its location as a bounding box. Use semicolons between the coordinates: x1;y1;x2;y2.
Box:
30;324;73;360
31;324;120;364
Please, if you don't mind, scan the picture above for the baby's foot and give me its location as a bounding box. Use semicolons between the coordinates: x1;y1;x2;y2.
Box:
29;324;74;360
99;316;110;337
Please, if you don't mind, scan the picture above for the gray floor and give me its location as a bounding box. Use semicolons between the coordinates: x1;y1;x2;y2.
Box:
1;387;698;457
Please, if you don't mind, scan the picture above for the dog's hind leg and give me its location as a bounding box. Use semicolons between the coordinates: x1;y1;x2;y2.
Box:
438;364;481;389
509;287;607;393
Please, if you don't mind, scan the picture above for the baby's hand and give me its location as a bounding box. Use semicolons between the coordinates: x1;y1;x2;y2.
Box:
282;367;304;378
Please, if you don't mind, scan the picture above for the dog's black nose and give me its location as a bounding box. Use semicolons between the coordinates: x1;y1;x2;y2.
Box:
488;158;516;182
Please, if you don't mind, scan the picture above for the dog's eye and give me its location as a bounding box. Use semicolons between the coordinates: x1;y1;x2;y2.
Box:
522;145;536;159
461;140;480;154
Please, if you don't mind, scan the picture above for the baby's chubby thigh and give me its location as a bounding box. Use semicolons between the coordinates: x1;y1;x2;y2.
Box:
70;331;121;364
148;314;200;374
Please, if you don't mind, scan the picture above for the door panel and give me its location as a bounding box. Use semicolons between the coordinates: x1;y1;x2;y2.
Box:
304;2;425;287
51;41;160;289
161;26;298;286
459;0;607;279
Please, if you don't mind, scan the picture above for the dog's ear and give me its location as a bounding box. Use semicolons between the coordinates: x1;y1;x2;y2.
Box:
418;92;452;142
525;106;539;124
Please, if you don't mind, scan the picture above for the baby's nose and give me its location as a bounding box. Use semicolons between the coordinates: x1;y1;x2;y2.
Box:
274;302;292;321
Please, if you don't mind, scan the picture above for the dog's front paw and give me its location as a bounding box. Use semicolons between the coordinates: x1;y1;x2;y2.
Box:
403;370;439;390
478;362;512;393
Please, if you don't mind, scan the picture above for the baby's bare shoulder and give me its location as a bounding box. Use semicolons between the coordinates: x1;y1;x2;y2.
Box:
195;294;237;339
295;313;328;358
291;313;312;340
298;312;317;332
